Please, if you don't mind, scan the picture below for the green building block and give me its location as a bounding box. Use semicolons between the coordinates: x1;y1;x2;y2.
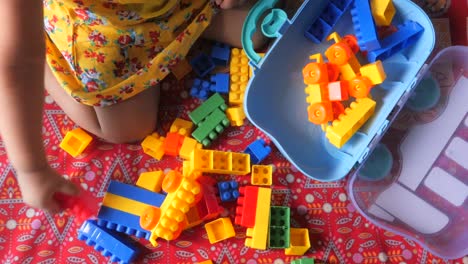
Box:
291;258;315;264
189;93;227;125
269;206;290;248
192;108;230;146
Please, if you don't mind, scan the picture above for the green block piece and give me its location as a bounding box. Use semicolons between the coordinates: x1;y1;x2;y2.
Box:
268;206;290;249
192;108;230;147
291;258;315;264
189;93;227;125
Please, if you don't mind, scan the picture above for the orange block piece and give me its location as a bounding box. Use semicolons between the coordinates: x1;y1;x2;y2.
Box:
163;132;185;156
179;137;202;160
348;76;373;98
342;35;359;54
170;59;192;80
141;133;165;160
308;102;333;125
59;127;92;157
302;62;329;85
325;42;353;66
169;118;194;137
331;101;345;120
327;81;349;102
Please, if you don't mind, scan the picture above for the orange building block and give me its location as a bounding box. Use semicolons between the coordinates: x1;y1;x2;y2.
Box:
163;132;185;156
327;81;349;101
141;133;165;160
308;102;334;125
348;76;373;98
169;118;194;137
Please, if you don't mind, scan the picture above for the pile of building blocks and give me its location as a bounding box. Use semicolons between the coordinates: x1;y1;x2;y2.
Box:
302;32;385;148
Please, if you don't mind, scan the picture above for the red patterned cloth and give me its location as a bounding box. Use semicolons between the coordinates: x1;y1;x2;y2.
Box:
0;72;465;263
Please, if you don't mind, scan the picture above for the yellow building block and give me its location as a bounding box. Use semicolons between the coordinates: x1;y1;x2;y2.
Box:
59;128;92;157
229;48;250;106
169;118;194;137
326;98;376;148
204;217;236;244
304;84;329;105
141;133;165;160
284;228;311;255
197;261;213;264
102;193;150;216
371;0;395;26
190;149;250;175
226;106;246;126
179;137;202;160
141;170;201;246
251;165;272;186
245;187;272;250
360;60;386;85
136;170;165;193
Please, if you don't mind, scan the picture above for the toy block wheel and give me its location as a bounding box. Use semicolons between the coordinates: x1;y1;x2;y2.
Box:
162;170;183;193
307;102;333;124
325;42;353;65
348;76;373;98
342;35;359;54
140;206;161;230
302;62;328;85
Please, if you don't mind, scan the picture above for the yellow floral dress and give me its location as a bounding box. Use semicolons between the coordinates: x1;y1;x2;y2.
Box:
44;0;216;106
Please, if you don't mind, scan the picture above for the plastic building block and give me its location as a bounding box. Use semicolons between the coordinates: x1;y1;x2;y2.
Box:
229;48;250;106
59;127;92;157
217;180;240;202
326;97;376;148
190;53;215;77
325;33;362;81
184;205;204;230
141;133;165;160
291;258;315;264
170;118;194;137
189;93;227;125
170;58;192;80
97;206;151;240
304;0;353;43
251;165;272;186
163;132;185;156
197;178;223;221
332;101;345;120
342;34;360;54
370;0;395;26
136;170;165;193
302;54;328;84
269;206;290;248
211;42;231;66
325;42;353;66
350;0;380;51
245;187;272;250
140;170;201;245
244;139;271;164
235;186;259;227
308;102;334;125
210;73;230;94
285;228;311;255
197;261;213;264
348;76;373;98
54;189;97;224
78;220;140;264
179;136;202;160
327;81;349;101
367;21;424;62
190;149;251;175
305;84;329;105
102;181;166;216
204;217;235;244
191;108;230;147
190;78;212;100
226;106;246;126
359;60;387;85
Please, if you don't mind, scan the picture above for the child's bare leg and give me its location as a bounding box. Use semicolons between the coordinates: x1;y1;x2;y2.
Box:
45;64;159;143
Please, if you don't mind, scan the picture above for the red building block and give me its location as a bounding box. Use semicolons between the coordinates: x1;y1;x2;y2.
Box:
235;186;259;228
332;101;345;120
328;81;349;101
163;132;185;156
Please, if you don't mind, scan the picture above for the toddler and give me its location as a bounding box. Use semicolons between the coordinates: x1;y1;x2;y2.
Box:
0;0;266;213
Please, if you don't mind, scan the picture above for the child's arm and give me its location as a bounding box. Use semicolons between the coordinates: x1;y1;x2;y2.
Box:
0;1;78;213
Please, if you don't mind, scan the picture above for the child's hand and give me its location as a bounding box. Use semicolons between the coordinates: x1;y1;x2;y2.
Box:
215;0;247;9
16;165;80;214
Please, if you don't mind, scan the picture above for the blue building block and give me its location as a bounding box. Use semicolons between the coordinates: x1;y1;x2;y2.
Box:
190;53;215;77
190;78;212;100
211;42;231;66
350;0;380;51
244;139;272;164
217;181;240;202
78;220;140;264
210;73;230;94
107;181;165;208
304;0;353;43
367;21;424;62
97;206;151;240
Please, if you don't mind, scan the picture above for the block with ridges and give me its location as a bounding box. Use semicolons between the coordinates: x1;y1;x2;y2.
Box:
350;0;380;51
245;187;272;250
235;186;259;227
170;118;194;137
211;42;231;66
136;170;165;193
269;206;290;249
190;78;212;100
305;84;329;105
210;73;230;94
190;149;250;175
192;108;230;147
217;180;240;202
226;106;246;126
229;48;250;105
179;137;202;160
97;206;151;240
285;228;311;255
243;139;271;164
189;93;227;125
251;165;272;186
